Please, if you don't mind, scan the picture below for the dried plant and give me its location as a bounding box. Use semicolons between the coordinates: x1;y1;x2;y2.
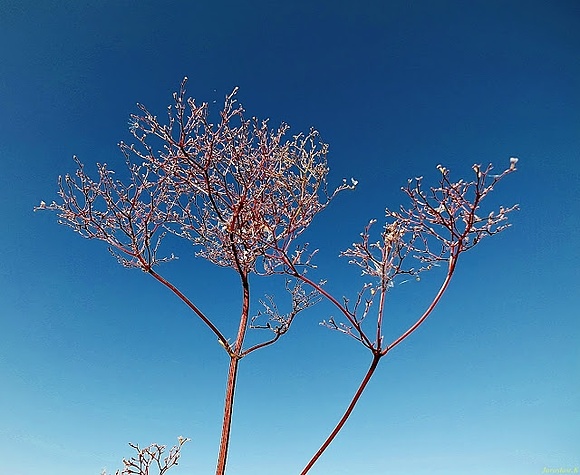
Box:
37;78;352;475
37;79;518;474
297;159;518;473
101;437;189;475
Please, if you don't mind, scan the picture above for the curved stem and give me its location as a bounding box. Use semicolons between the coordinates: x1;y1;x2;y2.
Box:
147;268;230;349
283;256;374;349
300;354;382;475
385;253;458;353
241;332;282;357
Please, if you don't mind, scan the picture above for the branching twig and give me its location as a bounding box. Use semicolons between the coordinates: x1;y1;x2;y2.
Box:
102;437;190;475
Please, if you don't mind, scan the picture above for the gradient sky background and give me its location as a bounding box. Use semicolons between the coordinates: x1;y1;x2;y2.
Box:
1;1;578;474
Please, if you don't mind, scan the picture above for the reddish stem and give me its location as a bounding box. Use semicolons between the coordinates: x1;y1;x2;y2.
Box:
215;355;240;475
300;353;382;475
300;253;460;473
215;274;250;475
284;257;373;349
147;268;229;349
385;253;458;353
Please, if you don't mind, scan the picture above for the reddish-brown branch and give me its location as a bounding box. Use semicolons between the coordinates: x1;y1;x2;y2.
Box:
302;274;372;348
385;251;458;353
147;268;230;350
215;274;250;475
300;353;382;475
215;356;240;475
241;332;282;357
375;262;388;351
283;256;374;349
301;251;461;473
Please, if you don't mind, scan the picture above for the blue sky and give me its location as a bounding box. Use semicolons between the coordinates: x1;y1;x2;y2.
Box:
0;1;578;474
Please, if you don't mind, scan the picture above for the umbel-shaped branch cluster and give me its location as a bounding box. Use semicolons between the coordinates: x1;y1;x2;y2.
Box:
42;78;353;278
37;79;518;475
319;158;519;353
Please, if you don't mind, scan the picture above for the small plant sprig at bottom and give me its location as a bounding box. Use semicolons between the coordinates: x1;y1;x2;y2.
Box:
37;79;518;474
102;437;190;475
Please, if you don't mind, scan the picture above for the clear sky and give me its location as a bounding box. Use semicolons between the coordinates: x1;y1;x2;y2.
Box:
1;1;578;474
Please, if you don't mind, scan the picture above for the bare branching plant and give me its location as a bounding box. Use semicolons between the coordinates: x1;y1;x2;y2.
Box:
37;79;518;474
102;437;190;475
297;159;518;473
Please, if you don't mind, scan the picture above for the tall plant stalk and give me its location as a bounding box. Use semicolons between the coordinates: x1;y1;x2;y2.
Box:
216;356;240;475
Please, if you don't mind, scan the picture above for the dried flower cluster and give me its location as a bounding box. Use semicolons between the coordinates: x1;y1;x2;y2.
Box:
40;78;353;278
317;160;519;353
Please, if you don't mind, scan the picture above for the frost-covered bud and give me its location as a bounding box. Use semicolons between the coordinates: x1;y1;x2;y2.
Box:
510;157;519;170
